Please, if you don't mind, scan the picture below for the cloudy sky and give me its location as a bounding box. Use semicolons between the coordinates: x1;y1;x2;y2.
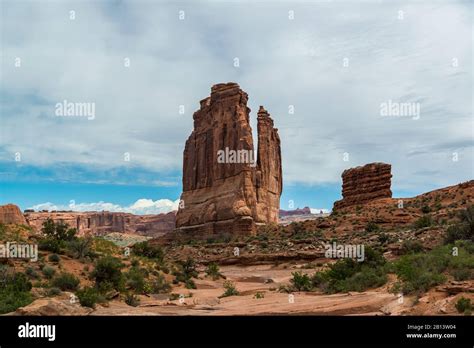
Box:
0;0;472;214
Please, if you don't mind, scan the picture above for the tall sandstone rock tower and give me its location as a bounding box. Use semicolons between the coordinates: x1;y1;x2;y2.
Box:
175;83;282;237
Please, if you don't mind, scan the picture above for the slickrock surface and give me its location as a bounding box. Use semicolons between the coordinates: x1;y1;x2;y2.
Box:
176;83;282;237
0;204;27;225
333;162;392;210
24;211;176;238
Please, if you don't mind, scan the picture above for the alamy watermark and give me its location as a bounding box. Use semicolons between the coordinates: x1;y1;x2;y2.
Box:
217;147;256;167
0;242;38;262
325;242;365;262
380;100;420;120
55;100;95;120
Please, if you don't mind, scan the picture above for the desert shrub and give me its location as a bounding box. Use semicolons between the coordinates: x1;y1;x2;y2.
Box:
149;274;171;294
41;266;56;279
421;205;431;214
0;291;32;314
445;207;474;243
451;268;472;281
0;266;33;314
173;257;198;287
46;287;61;296
400;240;424;254
254;292;265;299
65;237;93;259
394;241;473;294
394;251;447;294
311;247;388;294
365;221;380;232
76;286;103;308
184;278;196;289
169;293;180;301
41;218;77;241
91;256;124;291
48;254;60;263
414;215;433;229
205;263;223;280
52;272;80;291
124;293;140;307
132;242;164;261
446;225;469;244
378;233;389;244
125;267;147;293
290;271;313;291
25;267;39;279
455;297;472;314
220;281;239;298
38;238;61;253
92;238;120;255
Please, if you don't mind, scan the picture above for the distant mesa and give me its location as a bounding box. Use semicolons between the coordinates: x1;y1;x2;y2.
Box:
333;162;392;210
279;207;312;217
23;211;176;238
175;82;283;237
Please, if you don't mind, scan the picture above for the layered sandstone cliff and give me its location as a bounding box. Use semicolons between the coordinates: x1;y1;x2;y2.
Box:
24;211;176;238
0;204;27;225
333;162;392;210
175;83;282;237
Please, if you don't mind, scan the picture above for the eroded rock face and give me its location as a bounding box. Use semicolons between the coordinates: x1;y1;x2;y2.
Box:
333;162;392;210
176;83;282;237
24;211;176;238
0;204;27;225
255;106;283;223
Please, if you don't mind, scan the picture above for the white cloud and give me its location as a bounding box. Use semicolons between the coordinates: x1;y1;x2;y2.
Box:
310;208;331;214
28;198;180;215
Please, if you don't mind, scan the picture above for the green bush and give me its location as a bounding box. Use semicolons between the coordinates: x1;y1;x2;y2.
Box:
42;266;56;279
0;266;33;314
48;254;60;263
400;240;424;254
205;263;223;280
184;278;196;289
378;233;389;244
46;287;61;296
52;272;80;291
125;267;147;293
124;293;140;307
220;281;239;298
394;252;447;294
41;218;77;241
0;290;32;314
76;286;102;308
421;205;431;214
91;256;124;291
393;242;474;295
132;242;164;261
149;274;171;294
414;215;433;229
25;267;39;279
311;247;388;294
444;207;474;243
66;237;93;259
455;297;472;314
254;292;265;299
290;271;313;291
38;238;61;253
173;257;198;286
451;268;472;281
365;221;380;232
